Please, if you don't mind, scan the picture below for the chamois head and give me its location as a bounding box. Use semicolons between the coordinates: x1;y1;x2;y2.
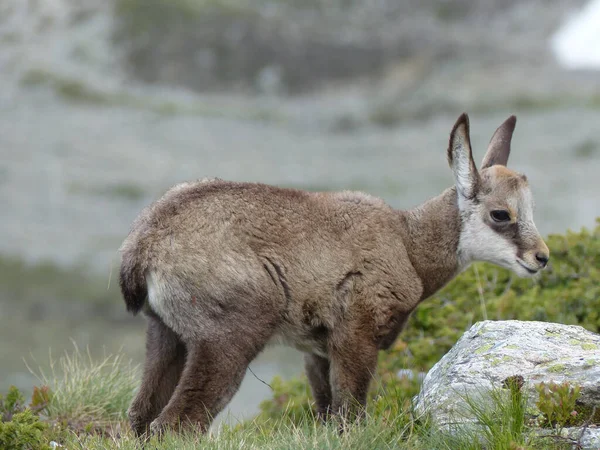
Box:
448;113;550;277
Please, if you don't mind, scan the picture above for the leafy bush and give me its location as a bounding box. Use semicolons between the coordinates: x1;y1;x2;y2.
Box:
0;410;50;450
0;387;51;450
259;220;600;422
1;386;26;422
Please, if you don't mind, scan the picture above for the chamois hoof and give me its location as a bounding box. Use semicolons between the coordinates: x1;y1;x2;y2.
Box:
127;405;151;437
149;417;172;438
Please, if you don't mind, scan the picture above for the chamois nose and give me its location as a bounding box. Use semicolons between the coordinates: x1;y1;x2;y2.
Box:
535;252;549;267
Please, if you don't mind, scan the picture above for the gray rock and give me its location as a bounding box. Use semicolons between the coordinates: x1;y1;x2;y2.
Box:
537;427;600;449
414;320;600;448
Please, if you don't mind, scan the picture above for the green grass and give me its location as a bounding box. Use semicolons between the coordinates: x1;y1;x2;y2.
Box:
457;381;528;449
27;344;138;426
7;347;578;449
6;358;577;449
20;68;283;122
0;253;122;314
61;417;415;450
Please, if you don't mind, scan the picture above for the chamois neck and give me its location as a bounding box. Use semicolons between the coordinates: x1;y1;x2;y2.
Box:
401;187;463;300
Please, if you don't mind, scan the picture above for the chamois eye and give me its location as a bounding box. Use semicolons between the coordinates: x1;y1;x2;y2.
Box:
490;210;511;222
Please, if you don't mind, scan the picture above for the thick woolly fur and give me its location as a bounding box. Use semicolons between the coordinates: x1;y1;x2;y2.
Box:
119;113;550;436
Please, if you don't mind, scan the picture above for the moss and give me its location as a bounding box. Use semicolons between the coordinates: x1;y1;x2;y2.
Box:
547;364;566;373
487;354;513;366
574;403;600;426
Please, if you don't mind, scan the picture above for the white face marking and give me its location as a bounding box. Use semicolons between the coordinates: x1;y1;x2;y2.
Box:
458;212;519;271
456;176;547;278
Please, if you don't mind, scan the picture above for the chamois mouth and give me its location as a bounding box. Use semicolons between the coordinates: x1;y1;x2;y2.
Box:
517;259;538;274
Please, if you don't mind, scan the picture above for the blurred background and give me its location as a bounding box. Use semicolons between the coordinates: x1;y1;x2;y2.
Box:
1;0;599;427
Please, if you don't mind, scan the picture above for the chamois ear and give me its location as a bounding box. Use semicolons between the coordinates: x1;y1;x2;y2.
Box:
447;112;479;203
481;115;517;169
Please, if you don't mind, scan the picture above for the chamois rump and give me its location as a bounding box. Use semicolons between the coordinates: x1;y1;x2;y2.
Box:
119;113;550;436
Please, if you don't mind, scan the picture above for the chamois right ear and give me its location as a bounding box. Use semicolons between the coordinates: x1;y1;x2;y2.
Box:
447;113;479;203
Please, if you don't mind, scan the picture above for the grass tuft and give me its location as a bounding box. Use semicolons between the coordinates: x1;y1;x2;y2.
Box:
27;343;138;426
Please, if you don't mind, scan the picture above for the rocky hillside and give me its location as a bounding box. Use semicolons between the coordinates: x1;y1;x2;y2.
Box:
113;0;588;94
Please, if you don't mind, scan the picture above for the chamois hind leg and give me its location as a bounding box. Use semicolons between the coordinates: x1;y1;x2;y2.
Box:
304;353;332;420
128;312;186;436
149;296;280;434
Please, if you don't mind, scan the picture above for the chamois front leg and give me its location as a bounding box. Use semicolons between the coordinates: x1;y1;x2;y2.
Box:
304;353;332;420
328;329;378;426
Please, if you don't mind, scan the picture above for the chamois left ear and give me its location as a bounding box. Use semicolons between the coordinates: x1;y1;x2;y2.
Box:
481;115;517;169
447;112;479;202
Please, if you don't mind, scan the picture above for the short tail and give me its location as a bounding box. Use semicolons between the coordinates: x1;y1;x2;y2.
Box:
119;248;148;315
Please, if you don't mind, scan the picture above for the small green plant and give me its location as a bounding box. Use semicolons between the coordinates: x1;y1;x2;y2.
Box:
0;386;26;422
29;386;53;416
535;381;580;428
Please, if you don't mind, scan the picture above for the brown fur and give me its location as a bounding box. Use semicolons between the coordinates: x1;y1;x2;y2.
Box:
119;113;549;435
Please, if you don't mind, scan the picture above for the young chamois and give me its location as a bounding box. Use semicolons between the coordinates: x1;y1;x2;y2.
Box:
119;112;550;436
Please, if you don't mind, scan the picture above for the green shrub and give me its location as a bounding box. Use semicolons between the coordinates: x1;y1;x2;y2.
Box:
0;387;51;450
259;220;600;422
0;409;50;450
1;386;27;423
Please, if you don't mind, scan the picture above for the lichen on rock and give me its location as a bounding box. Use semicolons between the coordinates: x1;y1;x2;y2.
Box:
414;320;600;448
